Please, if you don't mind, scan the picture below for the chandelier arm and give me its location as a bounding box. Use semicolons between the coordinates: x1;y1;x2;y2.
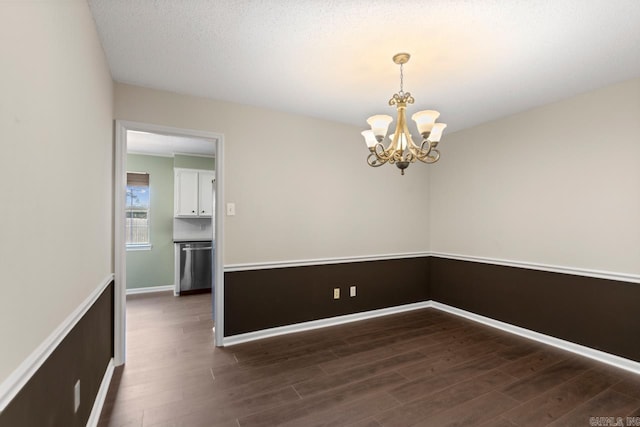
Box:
395;103;408;156
420;148;440;164
390;150;403;164
405;152;416;163
419;139;433;153
389;131;400;153
368;140;398;166
373;142;395;161
399;111;420;163
413;139;434;161
367;153;388;167
402;122;419;150
377;127;400;165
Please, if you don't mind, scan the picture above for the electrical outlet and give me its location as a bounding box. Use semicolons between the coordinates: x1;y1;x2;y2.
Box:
333;288;340;299
350;285;356;297
74;380;81;413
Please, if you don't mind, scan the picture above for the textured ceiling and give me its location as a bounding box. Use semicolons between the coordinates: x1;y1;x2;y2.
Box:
88;0;640;133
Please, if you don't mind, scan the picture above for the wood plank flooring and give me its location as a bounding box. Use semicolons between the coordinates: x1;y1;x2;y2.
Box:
98;292;640;427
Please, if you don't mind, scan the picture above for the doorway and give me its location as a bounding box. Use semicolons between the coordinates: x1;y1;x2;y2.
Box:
114;120;225;366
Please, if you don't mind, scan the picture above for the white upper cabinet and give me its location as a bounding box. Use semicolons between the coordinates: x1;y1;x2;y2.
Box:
198;171;215;216
175;169;215;217
175;169;199;216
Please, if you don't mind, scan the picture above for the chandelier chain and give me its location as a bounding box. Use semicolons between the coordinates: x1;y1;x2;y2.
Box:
399;63;404;94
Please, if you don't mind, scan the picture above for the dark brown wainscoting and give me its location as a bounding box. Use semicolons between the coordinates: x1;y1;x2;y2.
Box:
0;281;114;427
224;257;431;336
430;257;640;362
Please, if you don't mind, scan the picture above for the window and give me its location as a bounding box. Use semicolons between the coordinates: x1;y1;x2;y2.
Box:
126;172;150;248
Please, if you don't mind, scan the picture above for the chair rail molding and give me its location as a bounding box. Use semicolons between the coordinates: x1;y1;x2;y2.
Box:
224;251;431;272
430;252;640;284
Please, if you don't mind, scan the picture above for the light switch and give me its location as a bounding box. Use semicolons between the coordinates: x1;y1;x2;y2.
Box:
226;203;236;216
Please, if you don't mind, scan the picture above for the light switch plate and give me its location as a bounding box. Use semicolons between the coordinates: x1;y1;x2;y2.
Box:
226;202;236;216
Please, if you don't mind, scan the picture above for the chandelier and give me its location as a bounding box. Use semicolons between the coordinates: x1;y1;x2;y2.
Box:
361;53;447;175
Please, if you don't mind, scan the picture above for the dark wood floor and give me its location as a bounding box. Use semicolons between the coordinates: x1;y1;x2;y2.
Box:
99;292;640;427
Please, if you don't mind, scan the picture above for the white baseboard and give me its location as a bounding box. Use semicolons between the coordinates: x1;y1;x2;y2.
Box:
86;358;114;427
126;285;174;295
0;274;114;412
430;301;640;375
223;301;432;346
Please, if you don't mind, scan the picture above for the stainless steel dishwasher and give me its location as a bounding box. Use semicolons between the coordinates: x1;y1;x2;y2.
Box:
178;241;213;295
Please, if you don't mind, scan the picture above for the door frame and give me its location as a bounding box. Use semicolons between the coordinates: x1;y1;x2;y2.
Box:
114;120;225;366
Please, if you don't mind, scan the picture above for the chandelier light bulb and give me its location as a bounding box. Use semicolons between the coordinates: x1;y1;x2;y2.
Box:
429;123;447;143
411;110;441;136
361;130;378;148
366;115;393;140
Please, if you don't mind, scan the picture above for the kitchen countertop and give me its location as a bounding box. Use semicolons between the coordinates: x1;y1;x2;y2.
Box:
173;238;214;243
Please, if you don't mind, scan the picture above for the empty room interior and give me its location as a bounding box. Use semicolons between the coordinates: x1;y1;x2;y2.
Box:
1;1;640;426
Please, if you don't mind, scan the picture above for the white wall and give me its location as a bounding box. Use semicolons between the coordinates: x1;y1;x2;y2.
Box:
114;84;432;265
430;77;640;275
0;1;113;384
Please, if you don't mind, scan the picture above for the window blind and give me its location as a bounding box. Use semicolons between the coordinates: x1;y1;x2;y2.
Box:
127;172;149;187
